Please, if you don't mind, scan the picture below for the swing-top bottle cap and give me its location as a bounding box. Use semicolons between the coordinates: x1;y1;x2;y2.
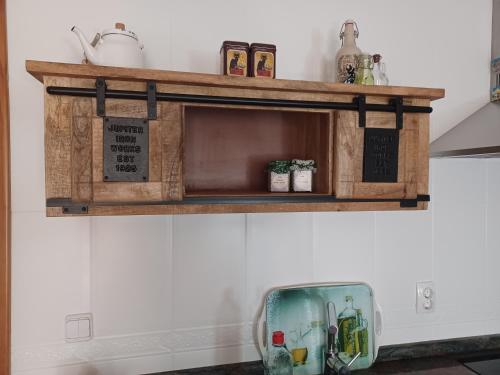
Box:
272;331;285;345
340;20;359;39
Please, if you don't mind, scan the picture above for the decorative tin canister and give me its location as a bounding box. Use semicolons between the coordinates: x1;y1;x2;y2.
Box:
250;43;276;78
220;41;249;77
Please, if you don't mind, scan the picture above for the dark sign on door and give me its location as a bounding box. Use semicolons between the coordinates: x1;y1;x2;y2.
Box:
362;128;399;183
103;117;149;182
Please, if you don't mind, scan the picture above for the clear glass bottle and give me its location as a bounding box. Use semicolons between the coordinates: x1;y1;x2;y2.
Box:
337;296;357;356
335;20;362;84
372;54;389;85
267;331;293;375
302;320;325;374
354;54;374;85
354;308;369;357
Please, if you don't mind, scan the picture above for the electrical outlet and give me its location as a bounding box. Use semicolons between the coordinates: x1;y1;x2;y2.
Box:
65;313;93;342
416;281;435;313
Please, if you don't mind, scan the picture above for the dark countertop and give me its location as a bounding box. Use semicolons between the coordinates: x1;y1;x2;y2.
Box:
151;334;500;375
152;357;476;375
355;357;475;374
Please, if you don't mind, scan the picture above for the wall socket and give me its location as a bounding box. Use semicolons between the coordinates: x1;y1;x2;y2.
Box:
416;281;435;313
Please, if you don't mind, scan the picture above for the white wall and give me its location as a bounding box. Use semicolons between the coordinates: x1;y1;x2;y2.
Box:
7;0;497;374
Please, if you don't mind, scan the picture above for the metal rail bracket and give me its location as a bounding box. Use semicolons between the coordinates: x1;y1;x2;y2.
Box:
95;78;157;119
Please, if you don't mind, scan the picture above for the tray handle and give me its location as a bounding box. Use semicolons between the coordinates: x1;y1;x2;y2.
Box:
257;308;267;358
374;300;383;359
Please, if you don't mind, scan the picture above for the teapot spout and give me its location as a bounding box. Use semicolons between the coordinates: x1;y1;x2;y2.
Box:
71;26;99;64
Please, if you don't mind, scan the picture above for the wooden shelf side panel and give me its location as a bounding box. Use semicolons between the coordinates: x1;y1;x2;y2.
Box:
44;76;184;204
333;105;430;200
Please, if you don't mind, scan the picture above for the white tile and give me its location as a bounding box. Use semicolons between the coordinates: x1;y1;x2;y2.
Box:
486;160;500;303
382;307;439;329
173;346;254;371
12;353;173;375
11;213;90;347
172;214;246;329
246;213;314;323
91;216;172;336
432;159;488;207
433;320;493;341
313;211;375;283
374;210;432;311
382;325;435;346
432;159;488;322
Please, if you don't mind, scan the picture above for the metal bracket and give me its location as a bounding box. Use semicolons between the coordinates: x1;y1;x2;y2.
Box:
147;81;157;120
95;78;156;119
96;78;106;117
62;204;89;215
391;97;404;129
356;95;405;130
400;195;430;208
355;95;366;128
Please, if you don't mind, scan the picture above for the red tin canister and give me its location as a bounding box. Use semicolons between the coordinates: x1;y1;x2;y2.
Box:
249;43;276;78
220;41;250;77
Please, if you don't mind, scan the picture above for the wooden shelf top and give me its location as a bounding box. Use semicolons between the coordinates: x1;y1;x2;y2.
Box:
26;60;445;100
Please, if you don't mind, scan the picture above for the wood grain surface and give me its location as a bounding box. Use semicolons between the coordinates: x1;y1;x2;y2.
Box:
26;60;445;100
0;0;10;373
46;200;428;217
32;61;441;216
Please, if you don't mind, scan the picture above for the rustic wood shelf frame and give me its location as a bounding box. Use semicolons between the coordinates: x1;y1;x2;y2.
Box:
26;60;445;216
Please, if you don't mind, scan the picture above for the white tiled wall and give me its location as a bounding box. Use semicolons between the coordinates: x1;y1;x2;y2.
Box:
7;0;497;373
11;160;500;374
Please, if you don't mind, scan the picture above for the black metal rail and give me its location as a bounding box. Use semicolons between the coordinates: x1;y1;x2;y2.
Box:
46;86;433;114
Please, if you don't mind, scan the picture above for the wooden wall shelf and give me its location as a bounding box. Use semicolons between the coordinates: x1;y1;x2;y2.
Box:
26;60;445;216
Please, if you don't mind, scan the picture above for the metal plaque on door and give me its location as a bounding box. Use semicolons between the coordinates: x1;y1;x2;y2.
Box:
103;117;149;182
362;127;399;183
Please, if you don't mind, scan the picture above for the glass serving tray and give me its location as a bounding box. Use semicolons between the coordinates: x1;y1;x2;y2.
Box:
257;282;382;375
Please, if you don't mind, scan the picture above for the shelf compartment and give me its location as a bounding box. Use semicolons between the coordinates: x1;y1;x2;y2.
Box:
183;106;333;196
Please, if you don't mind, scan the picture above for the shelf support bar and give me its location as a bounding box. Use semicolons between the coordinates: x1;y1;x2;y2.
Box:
96;78;106;117
147;81;157;120
355;95;366;128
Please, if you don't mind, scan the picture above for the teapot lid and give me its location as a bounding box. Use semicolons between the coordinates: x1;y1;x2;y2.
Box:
101;22;138;40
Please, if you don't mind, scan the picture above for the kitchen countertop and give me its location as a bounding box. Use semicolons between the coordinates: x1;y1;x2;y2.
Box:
152;334;500;375
153;356;476;375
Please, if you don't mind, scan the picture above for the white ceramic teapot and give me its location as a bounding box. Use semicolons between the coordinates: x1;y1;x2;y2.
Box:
71;22;144;68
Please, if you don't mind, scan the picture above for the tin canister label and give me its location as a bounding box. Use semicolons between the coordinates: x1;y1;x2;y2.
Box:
253;51;274;78
337;55;357;84
226;49;247;76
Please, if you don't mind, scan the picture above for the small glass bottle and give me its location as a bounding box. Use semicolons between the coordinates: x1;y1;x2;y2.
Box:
302;320;325;374
337;296;357;356
354;54;374;85
335;20;362;84
373;54;389;85
354;309;369;357
267;331;293;375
